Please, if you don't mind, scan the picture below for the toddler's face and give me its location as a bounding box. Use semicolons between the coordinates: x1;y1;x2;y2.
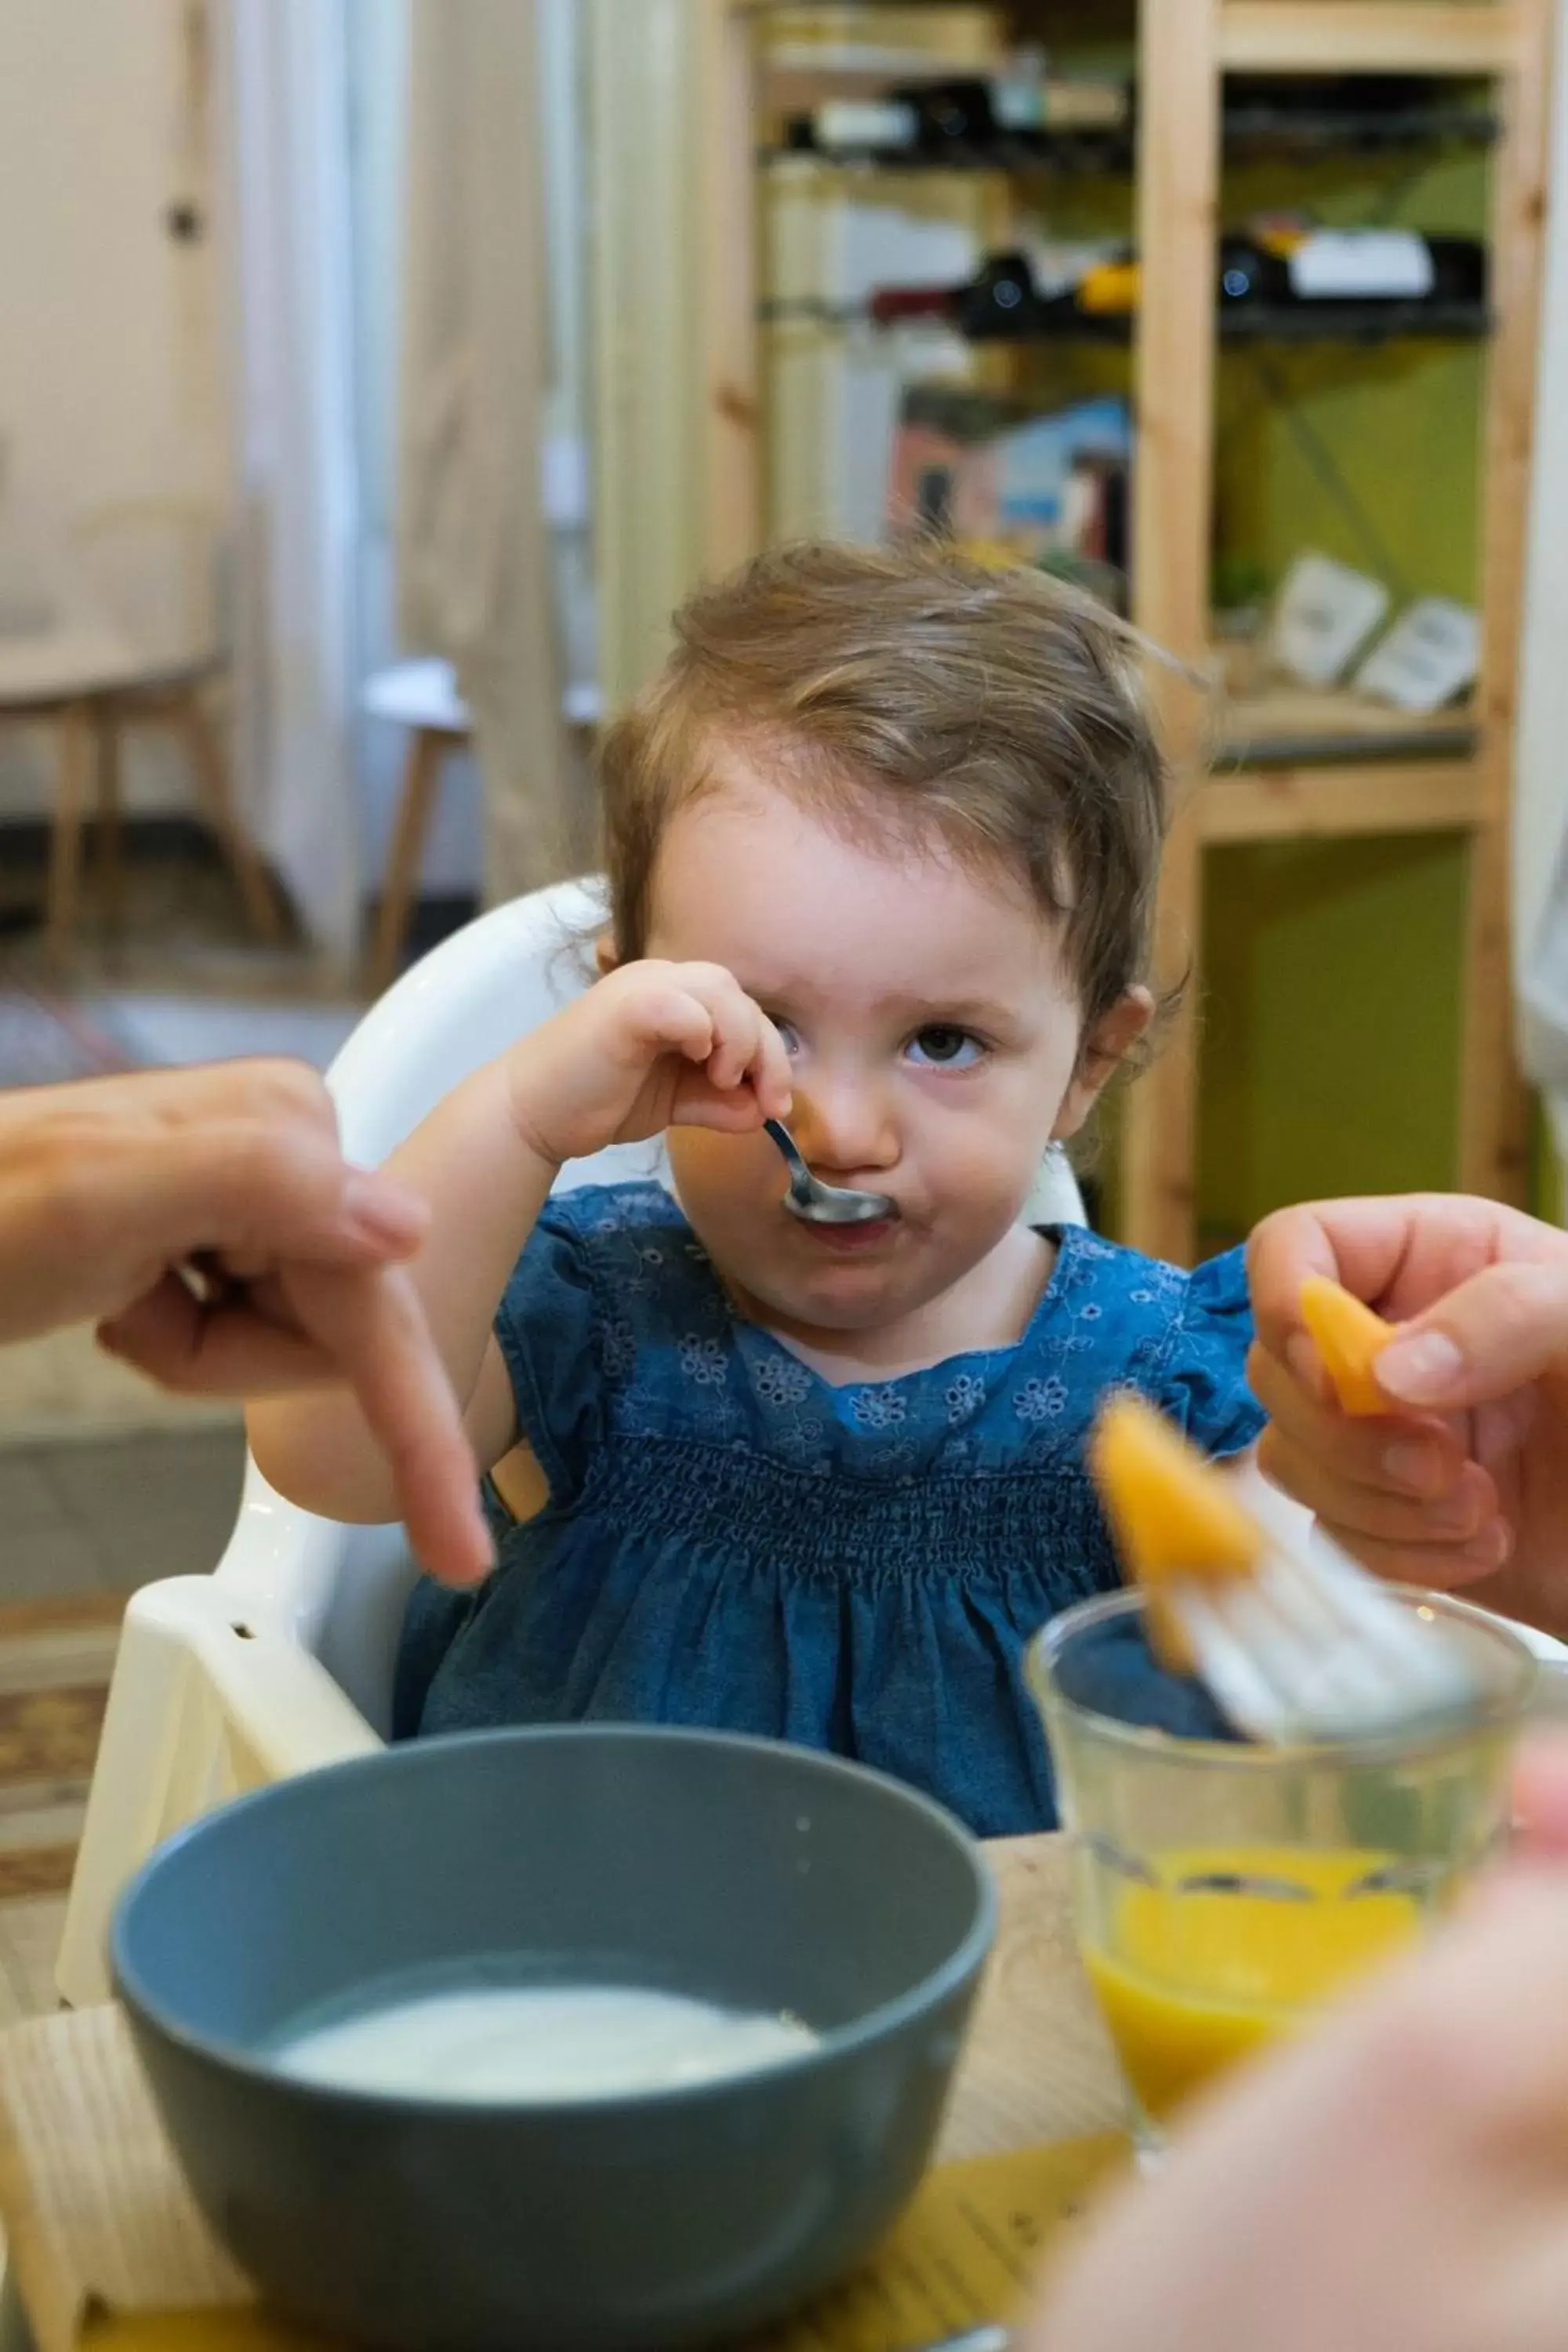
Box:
644;760;1125;1339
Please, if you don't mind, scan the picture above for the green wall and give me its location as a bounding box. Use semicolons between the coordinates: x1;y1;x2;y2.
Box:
1197;837;1468;1243
1195;144;1490;1247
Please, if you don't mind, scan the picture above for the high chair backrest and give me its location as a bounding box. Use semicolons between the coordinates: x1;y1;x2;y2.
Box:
214;875;1088;1733
215;878;668;1730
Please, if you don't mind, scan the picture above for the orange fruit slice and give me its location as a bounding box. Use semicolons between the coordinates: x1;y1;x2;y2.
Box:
1299;1275;1395;1417
1091;1395;1265;1671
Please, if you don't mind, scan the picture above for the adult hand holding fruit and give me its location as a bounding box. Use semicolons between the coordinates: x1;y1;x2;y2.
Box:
1245;1194;1568;1640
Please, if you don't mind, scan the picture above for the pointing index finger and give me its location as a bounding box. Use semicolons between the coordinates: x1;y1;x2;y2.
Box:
279;1263;493;1588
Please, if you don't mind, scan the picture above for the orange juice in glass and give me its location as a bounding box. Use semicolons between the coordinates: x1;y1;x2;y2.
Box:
1027;1588;1535;2158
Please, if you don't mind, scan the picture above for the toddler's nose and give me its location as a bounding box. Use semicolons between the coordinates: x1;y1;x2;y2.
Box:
792;1081;898;1179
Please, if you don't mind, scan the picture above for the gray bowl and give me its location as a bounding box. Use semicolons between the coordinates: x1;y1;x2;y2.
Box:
113;1726;995;2352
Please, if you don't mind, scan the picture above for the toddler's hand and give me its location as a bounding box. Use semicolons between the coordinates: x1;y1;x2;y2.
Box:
506;960;793;1166
1246;1195;1568;1633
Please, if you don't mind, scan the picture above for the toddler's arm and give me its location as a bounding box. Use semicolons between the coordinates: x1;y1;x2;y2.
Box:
248;960;792;1542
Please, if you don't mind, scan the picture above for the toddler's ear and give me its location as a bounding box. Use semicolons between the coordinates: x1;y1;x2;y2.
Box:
595;935;619;978
1052;988;1155;1140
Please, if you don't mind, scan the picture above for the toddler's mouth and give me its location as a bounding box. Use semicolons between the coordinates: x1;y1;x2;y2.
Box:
796;1211;900;1252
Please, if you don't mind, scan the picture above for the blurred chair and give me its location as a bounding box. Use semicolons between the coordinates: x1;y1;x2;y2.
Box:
362;657;602;1000
0;496;281;968
362;657;473;1001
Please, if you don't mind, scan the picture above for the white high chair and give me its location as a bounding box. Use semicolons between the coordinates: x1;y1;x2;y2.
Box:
56;877;1087;2007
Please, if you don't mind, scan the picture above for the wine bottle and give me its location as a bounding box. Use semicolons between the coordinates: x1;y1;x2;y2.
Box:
1268;227;1483;303
782;60;1127;162
895;77;999;158
869;250;1044;339
866;231;1486;342
784;98;919;156
891;67;1129;149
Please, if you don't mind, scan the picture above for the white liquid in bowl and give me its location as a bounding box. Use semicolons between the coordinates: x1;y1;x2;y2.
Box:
271;1983;818;2103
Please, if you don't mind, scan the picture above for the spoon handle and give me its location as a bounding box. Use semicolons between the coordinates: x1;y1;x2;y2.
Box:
764;1118;808;1181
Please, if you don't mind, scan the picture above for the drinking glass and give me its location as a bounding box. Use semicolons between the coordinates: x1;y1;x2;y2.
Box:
1027;1587;1537;2160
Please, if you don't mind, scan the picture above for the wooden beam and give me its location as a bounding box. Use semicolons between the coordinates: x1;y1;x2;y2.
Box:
697;0;764;575
1220;2;1523;76
1459;0;1554;1203
1196;762;1483;844
1121;0;1221;1267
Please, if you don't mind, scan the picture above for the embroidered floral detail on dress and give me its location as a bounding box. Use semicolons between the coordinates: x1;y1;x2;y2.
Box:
1014;1375;1068;1423
754;1353;813;1408
945;1373;986;1422
678;1334;728;1386
600;1319;636;1381
851;1385;907;1430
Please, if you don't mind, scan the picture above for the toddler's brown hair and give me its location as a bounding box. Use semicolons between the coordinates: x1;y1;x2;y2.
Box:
598;541;1169;1036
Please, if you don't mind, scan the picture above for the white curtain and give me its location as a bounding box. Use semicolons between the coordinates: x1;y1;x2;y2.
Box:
211;0;361;964
397;0;581;902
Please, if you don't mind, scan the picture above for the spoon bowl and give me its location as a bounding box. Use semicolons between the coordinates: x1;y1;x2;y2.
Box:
765;1120;895;1225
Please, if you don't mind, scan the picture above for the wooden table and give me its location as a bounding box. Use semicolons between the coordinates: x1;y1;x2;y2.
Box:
0;1838;1129;2352
933;1838;1123;2159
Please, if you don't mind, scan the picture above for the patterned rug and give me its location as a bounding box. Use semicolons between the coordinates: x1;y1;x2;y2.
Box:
0;1593;122;2018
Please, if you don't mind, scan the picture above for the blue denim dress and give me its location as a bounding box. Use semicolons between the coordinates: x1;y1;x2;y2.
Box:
396;1184;1263;1835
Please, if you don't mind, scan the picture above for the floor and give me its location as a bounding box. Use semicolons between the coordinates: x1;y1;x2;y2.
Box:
0;1429;248;1603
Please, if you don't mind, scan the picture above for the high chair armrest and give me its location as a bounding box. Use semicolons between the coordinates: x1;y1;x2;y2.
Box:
58;1580;380;2011
169;1580;383;1783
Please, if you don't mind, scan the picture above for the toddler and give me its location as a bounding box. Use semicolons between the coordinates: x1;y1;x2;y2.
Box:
250;543;1262;1835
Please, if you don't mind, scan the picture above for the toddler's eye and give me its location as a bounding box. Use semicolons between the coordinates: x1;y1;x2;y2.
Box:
770;1016;802;1057
907;1026;983;1069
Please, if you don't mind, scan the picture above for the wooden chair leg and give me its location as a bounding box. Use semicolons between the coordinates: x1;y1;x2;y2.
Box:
176;689;285;942
93;703;125;945
45;704;93;976
367;728;447;1000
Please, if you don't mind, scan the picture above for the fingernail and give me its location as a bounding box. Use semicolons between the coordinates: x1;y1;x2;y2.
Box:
1428;1490;1481;1535
1375;1331;1465;1403
1465;1521;1512;1569
1286;1334;1323;1391
1384;1441;1440;1495
343;1174;427;1247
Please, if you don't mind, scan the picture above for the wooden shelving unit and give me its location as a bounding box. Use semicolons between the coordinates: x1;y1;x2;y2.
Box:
1124;0;1555;1262
702;0;1557;1264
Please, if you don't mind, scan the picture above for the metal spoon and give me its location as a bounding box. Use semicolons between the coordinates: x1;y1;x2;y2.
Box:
764;1118;895;1225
